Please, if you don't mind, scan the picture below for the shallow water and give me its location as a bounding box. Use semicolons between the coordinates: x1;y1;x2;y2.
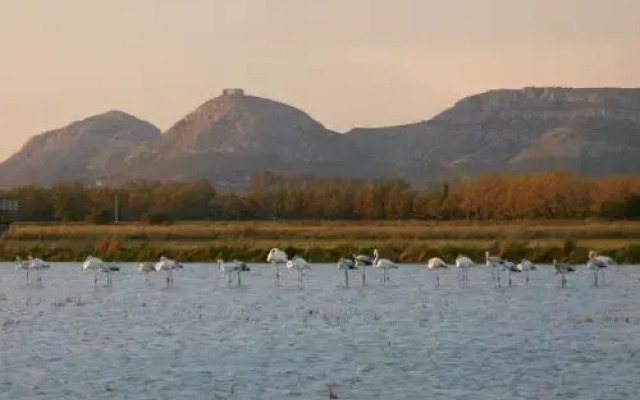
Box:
1;263;640;399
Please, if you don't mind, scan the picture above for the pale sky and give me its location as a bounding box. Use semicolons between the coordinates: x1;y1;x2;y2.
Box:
1;0;639;161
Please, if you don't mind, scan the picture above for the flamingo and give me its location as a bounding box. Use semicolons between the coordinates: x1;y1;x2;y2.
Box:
485;251;504;286
15;257;32;286
28;256;49;287
353;253;374;286
137;262;155;284
82;255;114;287
155;256;179;288
267;248;289;287
427;257;448;288
517;257;535;287
338;256;357;288
455;254;475;287
553;259;575;288
372;249;398;287
501;259;520;287
217;259;250;287
286;256;311;287
587;250;614;286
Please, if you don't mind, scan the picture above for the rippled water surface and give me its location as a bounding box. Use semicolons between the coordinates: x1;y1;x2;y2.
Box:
2;263;640;399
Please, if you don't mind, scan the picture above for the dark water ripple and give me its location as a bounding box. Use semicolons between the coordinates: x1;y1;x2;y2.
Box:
1;263;640;399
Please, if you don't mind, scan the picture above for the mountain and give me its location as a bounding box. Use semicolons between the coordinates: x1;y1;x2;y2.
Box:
0;111;161;187
1;87;639;189
345;87;640;181
117;88;356;185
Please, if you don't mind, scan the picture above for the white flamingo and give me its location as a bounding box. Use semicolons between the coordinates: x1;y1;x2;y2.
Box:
372;249;398;287
485;251;504;287
501;259;519;287
338;256;357;288
27;256;49;287
267;248;289;287
286;256;312;287
587;250;614;286
455;254;475;287
82;255;114;287
427;257;448;288
217;259;250;287
137;262;156;284
517;257;535;287
15;257;33;286
155;256;179;288
553;259;575;288
285;256;311;287
354;253;374;286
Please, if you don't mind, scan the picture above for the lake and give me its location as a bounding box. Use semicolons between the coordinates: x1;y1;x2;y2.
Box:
1;263;640;399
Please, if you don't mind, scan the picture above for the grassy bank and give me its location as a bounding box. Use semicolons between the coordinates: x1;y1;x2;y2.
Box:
2;220;640;263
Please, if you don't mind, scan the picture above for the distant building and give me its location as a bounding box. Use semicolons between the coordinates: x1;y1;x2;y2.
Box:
222;88;245;96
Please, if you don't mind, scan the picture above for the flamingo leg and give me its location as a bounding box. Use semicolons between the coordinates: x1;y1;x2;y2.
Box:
26;270;29;286
237;270;242;287
344;269;349;288
37;271;42;288
593;269;598;287
275;265;280;287
508;270;512;287
169;269;174;288
561;273;567;288
435;269;440;288
497;269;501;288
362;266;366;287
601;269;605;285
94;271;98;288
228;271;232;287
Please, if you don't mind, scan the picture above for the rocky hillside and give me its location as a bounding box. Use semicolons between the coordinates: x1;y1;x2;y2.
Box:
345;87;640;181
1;87;639;189
117;89;355;185
0;111;161;187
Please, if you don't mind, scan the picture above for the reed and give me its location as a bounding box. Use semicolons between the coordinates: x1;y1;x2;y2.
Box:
3;220;640;263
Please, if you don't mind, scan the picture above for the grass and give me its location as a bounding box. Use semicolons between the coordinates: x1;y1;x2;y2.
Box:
3;220;640;263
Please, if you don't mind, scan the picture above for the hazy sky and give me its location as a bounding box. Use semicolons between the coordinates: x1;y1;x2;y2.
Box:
1;0;639;161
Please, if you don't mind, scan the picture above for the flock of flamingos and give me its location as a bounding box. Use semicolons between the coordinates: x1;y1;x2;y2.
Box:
13;248;615;290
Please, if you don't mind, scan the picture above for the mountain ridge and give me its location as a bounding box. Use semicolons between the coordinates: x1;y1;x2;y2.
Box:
1;86;639;189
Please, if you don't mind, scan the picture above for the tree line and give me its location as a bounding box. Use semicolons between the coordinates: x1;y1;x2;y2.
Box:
2;171;640;223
